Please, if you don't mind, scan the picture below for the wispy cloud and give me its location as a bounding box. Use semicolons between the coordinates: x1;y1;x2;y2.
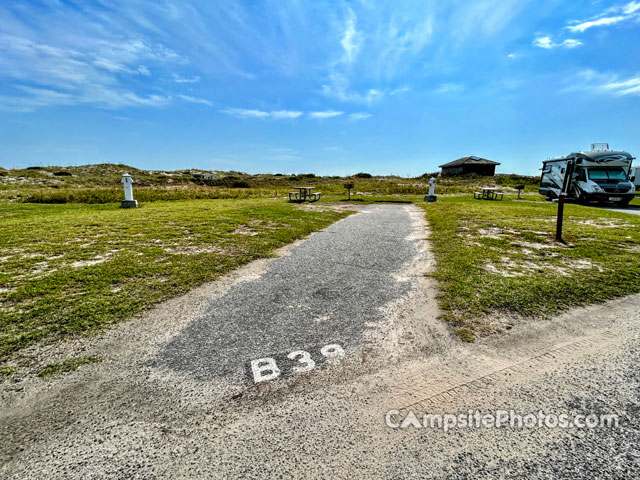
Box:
220;109;305;119
348;112;372;120
178;95;213;106
566;70;640;96
0;4;188;112
309;110;343;119
172;73;201;84
221;108;270;119
270;110;303;119
320;2;437;105
321;74;384;104
533;35;583;49
566;1;640;32
340;8;361;63
568;16;627;32
389;85;410;96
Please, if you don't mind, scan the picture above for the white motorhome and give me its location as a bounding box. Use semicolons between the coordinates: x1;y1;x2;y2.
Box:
631;166;640;190
539;143;636;207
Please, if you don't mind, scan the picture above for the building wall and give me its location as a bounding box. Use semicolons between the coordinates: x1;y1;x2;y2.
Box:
441;165;496;177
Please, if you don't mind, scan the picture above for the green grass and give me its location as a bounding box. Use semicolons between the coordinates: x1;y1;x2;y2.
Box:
423;196;640;341
0;366;16;376
37;355;101;377
0;162;539;203
0;199;350;364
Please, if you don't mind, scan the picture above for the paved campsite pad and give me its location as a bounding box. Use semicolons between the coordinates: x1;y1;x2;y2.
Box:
157;204;422;383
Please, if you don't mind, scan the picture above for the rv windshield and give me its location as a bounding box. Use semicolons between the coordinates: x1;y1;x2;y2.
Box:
588;168;628;181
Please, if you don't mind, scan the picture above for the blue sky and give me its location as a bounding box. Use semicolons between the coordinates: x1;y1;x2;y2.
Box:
0;0;639;176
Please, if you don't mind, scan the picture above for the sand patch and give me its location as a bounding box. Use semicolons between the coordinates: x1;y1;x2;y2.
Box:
163;245;230;255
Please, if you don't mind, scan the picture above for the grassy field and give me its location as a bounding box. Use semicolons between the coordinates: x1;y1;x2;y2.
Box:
1;161;638;364
0;199;350;366
423;196;640;342
0;163;539;203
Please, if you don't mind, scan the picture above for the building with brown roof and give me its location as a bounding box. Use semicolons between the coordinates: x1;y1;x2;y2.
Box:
439;156;500;176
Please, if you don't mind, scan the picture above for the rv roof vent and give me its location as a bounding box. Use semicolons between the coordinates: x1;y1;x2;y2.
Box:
470;156;480;160
591;143;610;152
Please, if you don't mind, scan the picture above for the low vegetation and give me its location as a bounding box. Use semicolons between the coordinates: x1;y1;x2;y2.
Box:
0;163;539;204
423;196;640;342
38;355;101;377
0;199;350;364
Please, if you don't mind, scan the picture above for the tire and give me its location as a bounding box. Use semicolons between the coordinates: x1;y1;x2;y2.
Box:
617;199;630;207
577;191;590;205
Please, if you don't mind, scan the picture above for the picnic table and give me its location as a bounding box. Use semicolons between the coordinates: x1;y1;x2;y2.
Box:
473;186;504;201
289;186;321;203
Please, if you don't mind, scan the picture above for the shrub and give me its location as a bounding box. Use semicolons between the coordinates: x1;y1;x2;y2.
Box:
419;172;440;179
354;172;372;178
230;180;251;188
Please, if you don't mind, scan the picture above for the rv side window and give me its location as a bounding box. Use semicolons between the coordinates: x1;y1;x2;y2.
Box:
578;170;586;181
560;168;565;174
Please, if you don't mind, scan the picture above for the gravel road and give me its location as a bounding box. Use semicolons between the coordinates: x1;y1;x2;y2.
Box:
0;204;638;479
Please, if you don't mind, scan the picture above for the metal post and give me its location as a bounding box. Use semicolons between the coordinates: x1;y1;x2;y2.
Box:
555;195;565;241
555;160;574;243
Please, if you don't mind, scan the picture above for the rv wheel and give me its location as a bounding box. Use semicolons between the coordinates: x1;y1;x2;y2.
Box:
577;192;590;205
617;199;630;208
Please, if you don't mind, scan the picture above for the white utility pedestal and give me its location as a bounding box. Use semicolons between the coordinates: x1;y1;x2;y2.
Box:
121;173;138;208
425;177;437;202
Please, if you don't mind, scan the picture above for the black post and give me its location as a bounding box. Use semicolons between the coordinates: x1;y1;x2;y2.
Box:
556;159;575;243
555;195;565;241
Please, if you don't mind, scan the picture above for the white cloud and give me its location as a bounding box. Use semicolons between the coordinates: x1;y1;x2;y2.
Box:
533;36;553;49
348;113;372;120
507;53;517;59
321;74;384;104
221;108;270;118
219;108;304;119
598;76;640;96
172;73;200;84
623;1;640;14
321;2;437;105
0;12;183;111
178;95;213;106
309;110;343;119
533;35;582;49
270;110;303;119
567;16;626;32
341;8;361;63
390;85;410;95
0;82;173;112
567;70;640;96
566;1;640;32
560;39;583;48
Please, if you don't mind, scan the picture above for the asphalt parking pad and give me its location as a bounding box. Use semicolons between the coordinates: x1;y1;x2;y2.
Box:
156;204;420;383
